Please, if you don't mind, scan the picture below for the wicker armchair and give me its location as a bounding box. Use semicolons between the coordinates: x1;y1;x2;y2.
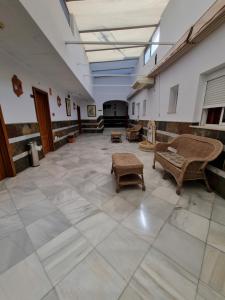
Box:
126;124;142;142
153;134;223;195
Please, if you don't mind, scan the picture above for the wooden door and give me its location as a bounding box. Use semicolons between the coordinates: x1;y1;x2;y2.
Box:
33;88;54;155
0;105;16;180
77;105;82;134
0;147;7;180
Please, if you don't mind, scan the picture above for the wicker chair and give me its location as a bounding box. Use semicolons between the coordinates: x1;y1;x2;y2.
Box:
126;124;142;141
153;134;223;195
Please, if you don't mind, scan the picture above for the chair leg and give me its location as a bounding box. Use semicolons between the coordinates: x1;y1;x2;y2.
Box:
111;164;113;174
116;176;120;193
176;184;182;195
141;174;146;191
152;159;156;169
203;172;212;193
163;171;168;180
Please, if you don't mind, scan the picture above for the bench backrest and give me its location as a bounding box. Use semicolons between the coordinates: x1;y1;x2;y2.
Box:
170;134;223;161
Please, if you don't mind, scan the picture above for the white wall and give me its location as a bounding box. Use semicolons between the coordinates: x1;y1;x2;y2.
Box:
0;51;77;124
19;0;93;98
129;0;225;123
133;0;216;81
93;76;132;117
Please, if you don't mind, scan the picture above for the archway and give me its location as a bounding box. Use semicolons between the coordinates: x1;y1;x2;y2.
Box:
103;100;128;128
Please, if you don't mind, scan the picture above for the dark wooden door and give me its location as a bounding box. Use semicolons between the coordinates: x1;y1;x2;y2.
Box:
33;88;54;155
0;147;7;180
77;105;82;134
0;105;16;180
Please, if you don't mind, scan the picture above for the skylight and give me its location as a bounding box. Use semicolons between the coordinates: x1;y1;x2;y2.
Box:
66;0;169;62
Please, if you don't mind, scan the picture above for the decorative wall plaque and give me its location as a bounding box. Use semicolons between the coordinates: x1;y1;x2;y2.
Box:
65;98;71;116
87;105;96;117
57;96;62;107
12;75;23;97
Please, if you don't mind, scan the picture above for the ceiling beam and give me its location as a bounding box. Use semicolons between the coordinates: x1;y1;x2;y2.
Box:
66;41;175;46
79;24;158;33
92;67;135;72
86;46;144;52
90;58;138;64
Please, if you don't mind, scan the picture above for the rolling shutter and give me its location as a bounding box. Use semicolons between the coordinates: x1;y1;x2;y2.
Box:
204;75;225;108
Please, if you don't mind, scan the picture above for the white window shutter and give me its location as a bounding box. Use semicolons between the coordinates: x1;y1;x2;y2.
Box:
204;75;225;108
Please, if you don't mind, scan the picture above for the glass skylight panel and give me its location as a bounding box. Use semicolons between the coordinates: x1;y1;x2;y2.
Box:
87;47;144;62
67;0;169;62
67;0;169;31
80;28;155;51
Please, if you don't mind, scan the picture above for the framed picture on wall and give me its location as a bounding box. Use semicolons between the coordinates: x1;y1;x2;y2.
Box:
65;98;71;116
87;105;96;117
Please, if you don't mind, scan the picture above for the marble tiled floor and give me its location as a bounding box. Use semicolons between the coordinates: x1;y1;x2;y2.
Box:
0;129;225;300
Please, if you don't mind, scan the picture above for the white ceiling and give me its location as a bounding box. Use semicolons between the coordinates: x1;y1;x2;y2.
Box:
67;0;170;62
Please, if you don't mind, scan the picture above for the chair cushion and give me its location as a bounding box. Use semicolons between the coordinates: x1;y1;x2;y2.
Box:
157;151;186;168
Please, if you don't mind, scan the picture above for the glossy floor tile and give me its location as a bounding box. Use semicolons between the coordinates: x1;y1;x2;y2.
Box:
196;282;225;300
122;208;166;243
154;223;205;278
208;221;225;252
151;186;180;205
0;214;24;239
0;130;224;299
0;254;51;300
0;228;33;274
97;225;149;281
212;196;225;226
37;227;93;285
200;245;225;297
56;251;126;300
26;210;71;249
169;208;209;241
121;247;198;300
102;195;136;221
76;211;118;246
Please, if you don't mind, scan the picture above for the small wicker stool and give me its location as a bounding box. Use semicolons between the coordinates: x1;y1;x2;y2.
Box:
111;153;145;192
111;132;122;143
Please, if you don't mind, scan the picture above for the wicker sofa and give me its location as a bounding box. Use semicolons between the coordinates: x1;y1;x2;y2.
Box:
126;124;142;142
153;134;223;195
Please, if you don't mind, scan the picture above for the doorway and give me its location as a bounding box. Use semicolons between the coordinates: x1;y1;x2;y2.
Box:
103;100;128;127
0;105;16;180
77;105;82;134
33;87;54;155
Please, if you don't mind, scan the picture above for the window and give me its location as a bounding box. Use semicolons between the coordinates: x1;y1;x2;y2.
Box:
151;27;160;56
206;107;222;124
59;0;71;26
143;100;147;116
201;74;225;126
144;27;160;65
144;47;151;65
137;103;140;120
132;102;135;115
168;85;179;114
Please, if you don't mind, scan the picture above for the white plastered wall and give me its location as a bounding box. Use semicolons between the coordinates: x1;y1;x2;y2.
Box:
19;0;93;97
0;51;77;124
129;0;225;123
